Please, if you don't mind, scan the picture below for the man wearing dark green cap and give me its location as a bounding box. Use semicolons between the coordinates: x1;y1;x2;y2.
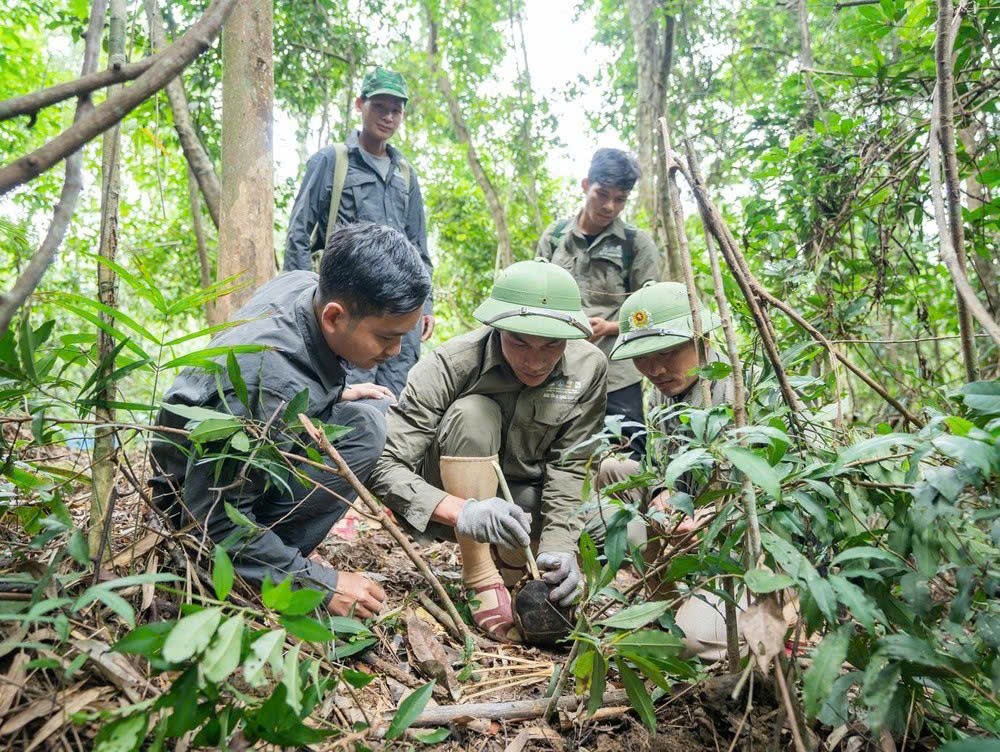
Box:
369;259;607;642
284;67;433;397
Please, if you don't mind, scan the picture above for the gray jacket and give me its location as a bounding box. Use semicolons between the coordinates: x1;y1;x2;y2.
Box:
150;272;348;596
283;131;433;314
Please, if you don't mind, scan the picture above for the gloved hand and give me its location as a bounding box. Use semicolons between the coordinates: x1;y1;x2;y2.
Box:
536;552;583;607
455;497;532;549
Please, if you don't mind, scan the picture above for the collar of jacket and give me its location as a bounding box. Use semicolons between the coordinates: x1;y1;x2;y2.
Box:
571;212;627;243
346;129;402;165
480;327;567;386
295;283;348;397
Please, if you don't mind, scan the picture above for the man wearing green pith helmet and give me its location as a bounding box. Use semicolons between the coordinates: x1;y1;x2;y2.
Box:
587;281;738;661
369;259;608;642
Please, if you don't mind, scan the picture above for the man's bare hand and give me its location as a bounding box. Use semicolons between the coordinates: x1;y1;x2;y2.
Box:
587;316;619;342
327;571;387;619
650;492;714;536
421;314;436;342
342;383;395;403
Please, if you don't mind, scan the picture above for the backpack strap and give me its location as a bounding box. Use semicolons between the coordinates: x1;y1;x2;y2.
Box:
545;217;572;256
324;142;350;245
623;225;637;292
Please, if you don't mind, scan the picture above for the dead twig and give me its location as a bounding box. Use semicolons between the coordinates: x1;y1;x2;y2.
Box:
298;414;474;646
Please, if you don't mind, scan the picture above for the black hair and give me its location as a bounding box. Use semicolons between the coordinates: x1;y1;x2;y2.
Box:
318;222;431;317
587;148;641;191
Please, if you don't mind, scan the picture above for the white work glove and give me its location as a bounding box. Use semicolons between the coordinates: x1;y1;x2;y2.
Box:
536;552;583;607
455;497;532;549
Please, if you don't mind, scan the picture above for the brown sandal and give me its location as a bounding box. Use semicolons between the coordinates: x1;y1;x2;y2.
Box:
469;582;522;643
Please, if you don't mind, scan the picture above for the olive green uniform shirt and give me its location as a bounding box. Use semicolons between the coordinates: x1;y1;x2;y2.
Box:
537;214;661;393
369;327;608;554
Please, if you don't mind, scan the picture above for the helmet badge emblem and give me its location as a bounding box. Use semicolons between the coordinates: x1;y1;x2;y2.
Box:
628;309;652;331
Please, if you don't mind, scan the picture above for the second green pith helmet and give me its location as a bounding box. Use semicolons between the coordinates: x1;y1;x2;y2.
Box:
610;281;721;361
474;259;592;339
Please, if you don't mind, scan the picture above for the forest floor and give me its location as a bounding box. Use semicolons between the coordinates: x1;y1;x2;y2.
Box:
0;443;856;751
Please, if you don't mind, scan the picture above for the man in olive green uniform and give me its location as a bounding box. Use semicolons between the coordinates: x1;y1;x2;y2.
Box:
370;259;607;641
587;281;739;661
537;148;662;459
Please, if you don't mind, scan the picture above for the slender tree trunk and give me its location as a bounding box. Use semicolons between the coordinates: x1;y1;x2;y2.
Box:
216;0;275;321
90;0;127;567
144;0;221;228
934;0;983;379
425;5;513;269
626;0;660;224
187;166;220;324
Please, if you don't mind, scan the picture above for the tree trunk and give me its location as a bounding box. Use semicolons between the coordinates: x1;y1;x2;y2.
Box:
934;0;981;380
425;5;513;269
626;0;660;224
216;0;275;321
90;0;127;566
187;165;220;324
144;0;221;228
510;2;544;234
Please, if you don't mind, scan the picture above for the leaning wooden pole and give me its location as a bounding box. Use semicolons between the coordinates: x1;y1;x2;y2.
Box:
90;0;128;569
298;415;475;646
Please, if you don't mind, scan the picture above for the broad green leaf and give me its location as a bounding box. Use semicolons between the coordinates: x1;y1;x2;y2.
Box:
579;530;599;593
386;681;435;741
327;616;370;635
831;546;902;568
53;292;158;344
830;434;916;475
762;533;837;622
243;629;286;687
628;654;672;691
213;546;234;602
73;587;135;626
224;502;259;530
939;740;1000;752
413;728;450;744
877;634;948;668
113;621;175;656
262;576;294;612
722;446;782;500
282;587;328;616
745;568;795;594
959;380;1000;416
617;659;656;731
586;650;607;715
282;644;303;714
829;574;884;634
283;388;310;424
189;418;243;445
200;615;244;685
160;403;234;424
161;345;265;371
227;351;249;407
662;448;711;490
342;668;376;688
598;601;670;630
803;626;850;718
281;615;335;642
932;435;995;476
230;431;251;453
93;711;149;752
612;629;684;659
162;608;223;663
333;636;377;659
65;529;89;565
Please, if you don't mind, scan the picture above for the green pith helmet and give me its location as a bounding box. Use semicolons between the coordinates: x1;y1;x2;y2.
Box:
473;259;591;339
610;281;721;361
360;67;408;102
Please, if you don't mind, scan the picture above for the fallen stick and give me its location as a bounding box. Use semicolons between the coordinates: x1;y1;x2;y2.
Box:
298;415;474;646
360;653;449;702
397;688;629;726
492;460;540;579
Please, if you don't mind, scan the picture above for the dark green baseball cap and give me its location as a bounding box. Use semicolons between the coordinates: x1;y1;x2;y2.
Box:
360;67;408;102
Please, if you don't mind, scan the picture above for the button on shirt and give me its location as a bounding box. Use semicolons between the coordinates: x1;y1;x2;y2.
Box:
150;271;348;595
369;327;608;554
537;214;661;393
